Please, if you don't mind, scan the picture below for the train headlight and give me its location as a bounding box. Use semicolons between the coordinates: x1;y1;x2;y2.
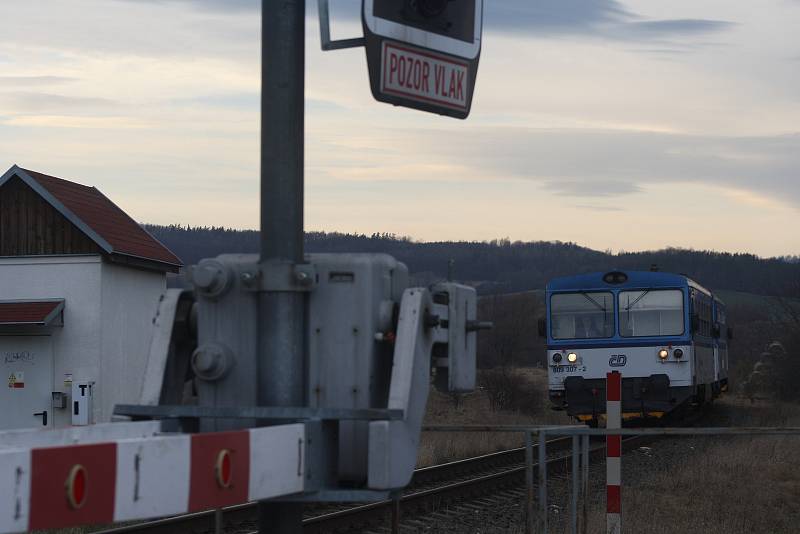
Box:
674;348;684;359
552;353;563;363
658;349;669;360
567;352;578;363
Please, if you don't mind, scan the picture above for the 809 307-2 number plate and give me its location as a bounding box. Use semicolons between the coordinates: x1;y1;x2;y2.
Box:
551;365;584;373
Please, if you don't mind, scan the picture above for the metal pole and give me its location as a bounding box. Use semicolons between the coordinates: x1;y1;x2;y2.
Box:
538;431;548;534
391;496;401;534
581;435;589;534
525;431;534;534
258;1;306;533
571;436;579;534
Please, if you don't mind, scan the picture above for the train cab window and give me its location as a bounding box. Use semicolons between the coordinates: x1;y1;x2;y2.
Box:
619;289;684;337
550;292;615;339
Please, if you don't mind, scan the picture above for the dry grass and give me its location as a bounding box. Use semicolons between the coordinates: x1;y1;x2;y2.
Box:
418;389;800;533
580;397;800;534
418;367;570;467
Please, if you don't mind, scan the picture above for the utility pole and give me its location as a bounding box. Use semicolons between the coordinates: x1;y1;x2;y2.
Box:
258;0;306;532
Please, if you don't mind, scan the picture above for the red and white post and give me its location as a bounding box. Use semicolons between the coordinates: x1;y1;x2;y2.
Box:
606;371;622;534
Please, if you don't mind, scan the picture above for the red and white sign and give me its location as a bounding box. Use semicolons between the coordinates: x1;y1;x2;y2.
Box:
0;422;305;534
381;42;469;113
7;372;23;389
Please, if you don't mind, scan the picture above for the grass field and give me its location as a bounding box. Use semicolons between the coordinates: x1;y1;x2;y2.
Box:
420;367;800;533
581;396;800;534
419;367;570;467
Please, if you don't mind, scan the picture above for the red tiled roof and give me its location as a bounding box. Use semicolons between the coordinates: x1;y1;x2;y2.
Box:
0;300;64;326
21;168;182;268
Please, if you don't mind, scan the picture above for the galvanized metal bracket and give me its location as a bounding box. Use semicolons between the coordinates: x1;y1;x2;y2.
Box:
239;261;317;293
368;288;434;490
318;0;365;51
138;289;197;406
114;404;404;421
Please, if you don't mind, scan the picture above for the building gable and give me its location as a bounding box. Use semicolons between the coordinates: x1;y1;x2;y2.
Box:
0;176;101;256
0;165;182;273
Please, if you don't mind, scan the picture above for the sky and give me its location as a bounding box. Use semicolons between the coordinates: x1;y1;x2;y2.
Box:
0;1;798;257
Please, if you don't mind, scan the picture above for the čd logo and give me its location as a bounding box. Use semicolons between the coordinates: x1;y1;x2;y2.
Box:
609;355;627;367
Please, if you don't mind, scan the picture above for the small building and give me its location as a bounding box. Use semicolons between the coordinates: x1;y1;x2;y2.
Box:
0;165;182;430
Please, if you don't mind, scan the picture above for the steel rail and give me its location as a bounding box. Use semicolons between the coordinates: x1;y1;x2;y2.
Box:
300;435;639;534
94;437;574;534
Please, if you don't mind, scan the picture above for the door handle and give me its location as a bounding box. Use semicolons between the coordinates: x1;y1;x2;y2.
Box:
33;411;48;426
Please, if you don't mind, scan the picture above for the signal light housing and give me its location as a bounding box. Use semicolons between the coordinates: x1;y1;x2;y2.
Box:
603;271;628;284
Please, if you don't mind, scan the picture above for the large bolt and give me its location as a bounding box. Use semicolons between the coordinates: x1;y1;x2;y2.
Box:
191;259;231;299
294;268;312;286
192;343;234;382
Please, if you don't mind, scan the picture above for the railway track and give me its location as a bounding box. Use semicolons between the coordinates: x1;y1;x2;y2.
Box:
95;436;579;534
96;406;719;534
302;434;650;534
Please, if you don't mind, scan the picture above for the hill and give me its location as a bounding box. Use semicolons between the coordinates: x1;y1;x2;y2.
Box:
146;224;800;297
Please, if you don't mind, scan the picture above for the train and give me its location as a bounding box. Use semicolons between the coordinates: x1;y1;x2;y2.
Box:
543;270;731;424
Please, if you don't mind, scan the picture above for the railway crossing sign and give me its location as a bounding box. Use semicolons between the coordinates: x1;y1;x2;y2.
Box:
362;0;483;119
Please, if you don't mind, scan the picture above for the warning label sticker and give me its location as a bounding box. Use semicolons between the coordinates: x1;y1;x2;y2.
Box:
7;372;24;389
380;41;469;112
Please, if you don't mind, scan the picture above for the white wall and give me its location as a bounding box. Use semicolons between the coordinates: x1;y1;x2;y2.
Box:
0;256;103;427
0;256;168;427
99;262;166;422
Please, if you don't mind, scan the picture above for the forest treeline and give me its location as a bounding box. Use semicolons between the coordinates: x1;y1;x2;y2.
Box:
146;224;800;297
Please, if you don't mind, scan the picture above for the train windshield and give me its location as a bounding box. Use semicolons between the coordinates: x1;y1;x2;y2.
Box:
619;289;684;337
550;292;615;339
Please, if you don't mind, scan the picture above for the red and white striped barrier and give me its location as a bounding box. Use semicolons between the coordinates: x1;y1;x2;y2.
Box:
0;422;305;533
606;371;621;534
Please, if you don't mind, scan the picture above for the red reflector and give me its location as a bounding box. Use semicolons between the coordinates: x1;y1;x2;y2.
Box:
216;450;233;489
66;465;88;509
188;430;249;512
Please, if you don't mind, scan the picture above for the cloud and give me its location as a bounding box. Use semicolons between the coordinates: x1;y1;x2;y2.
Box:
122;0;732;42
544;179;642;197
488;2;733;43
0;76;76;86
115;0;257;11
575;205;625;212
1;115;149;129
486;0;629;32
622;19;733;36
0;92;117;114
338;127;800;208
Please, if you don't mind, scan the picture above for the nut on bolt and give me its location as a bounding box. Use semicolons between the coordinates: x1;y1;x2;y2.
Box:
294;266;313;286
191;259;231;298
192;343;235;382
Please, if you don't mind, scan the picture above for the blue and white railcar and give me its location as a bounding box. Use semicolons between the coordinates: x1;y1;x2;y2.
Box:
544;271;730;423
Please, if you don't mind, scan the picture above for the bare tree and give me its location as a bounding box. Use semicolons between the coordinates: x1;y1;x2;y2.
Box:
478;293;539;368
